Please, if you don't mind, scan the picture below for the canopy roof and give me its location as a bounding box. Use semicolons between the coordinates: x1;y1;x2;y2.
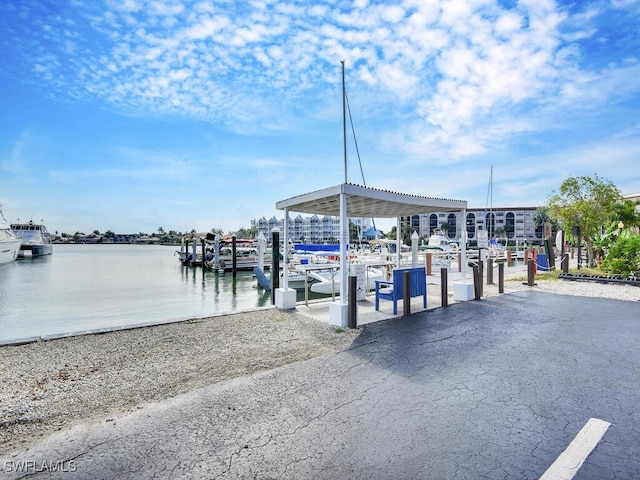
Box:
276;183;467;217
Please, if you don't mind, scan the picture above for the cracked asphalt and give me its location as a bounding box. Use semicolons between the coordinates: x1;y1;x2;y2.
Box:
2;290;639;479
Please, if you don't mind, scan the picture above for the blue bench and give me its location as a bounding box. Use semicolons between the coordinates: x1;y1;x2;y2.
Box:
375;267;427;315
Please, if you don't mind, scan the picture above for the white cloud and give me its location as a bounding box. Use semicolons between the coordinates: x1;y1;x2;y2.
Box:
3;0;638;165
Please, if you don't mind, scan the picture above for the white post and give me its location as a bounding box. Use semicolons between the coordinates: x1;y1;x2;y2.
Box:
411;231;419;268
257;231;266;272
453;208;474;301
275;213;296;309
396;217;402;268
329;190;348;327
282;208;289;290
460;229;468;282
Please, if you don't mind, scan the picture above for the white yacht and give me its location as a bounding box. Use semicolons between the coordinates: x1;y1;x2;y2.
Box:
0;209;21;265
422;231;459;251
10;220;53;257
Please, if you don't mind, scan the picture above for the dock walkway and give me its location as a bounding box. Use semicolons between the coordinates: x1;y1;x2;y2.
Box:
296;258;560;326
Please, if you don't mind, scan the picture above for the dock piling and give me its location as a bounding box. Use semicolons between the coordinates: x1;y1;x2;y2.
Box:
440;267;448;307
348;275;357;328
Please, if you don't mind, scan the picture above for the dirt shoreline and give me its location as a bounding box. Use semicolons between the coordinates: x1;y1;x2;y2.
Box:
0;308;359;452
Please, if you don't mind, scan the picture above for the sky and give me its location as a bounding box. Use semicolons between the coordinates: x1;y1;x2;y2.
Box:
1;0;639;236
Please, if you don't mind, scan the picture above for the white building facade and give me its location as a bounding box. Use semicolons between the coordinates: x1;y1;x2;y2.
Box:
404;206;544;244
252;215;372;243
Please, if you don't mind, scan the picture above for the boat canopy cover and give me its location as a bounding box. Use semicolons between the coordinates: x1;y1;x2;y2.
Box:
276;183;467;218
293;244;344;254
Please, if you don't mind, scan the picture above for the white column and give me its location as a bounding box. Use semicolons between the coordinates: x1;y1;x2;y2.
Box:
329;190;348;327
396;217;401;268
257;231;266;272
275;214;296;309
411;231;419;267
283;208;289;290
453;208;474;301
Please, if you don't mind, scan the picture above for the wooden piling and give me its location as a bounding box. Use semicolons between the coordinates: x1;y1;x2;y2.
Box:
527;259;535;286
232;235;237;277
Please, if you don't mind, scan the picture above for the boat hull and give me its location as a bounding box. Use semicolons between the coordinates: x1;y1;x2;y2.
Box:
309;269;384;295
19;244;53;257
0;239;21;265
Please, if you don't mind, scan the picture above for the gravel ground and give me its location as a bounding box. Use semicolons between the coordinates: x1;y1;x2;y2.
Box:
0;277;637;453
0;309;358;452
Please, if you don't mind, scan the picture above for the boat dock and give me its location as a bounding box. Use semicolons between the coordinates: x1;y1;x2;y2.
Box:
295;259;533;326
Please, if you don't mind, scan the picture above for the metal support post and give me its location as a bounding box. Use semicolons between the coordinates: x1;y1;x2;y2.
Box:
403;270;411;316
441;267;448;307
473;265;481;300
348;275;357;329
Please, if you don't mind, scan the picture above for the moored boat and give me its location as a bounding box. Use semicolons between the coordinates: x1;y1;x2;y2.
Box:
0;209;21;265
10;220;54;257
175;235;272;271
308;264;385;295
421;231;459;251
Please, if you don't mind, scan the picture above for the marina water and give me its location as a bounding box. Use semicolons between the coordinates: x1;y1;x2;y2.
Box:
0;244;273;343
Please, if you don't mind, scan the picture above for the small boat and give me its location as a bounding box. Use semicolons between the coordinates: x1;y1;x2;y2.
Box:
10;220;53;257
421;231;459;251
0;209;21;265
309;264;385;295
254;268;322;291
175;235;272;271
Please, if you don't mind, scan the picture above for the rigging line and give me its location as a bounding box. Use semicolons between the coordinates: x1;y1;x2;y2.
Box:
345;92;367;187
345;90;377;233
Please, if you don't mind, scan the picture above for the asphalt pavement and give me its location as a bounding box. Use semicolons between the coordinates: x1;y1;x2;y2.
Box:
2;290;639;479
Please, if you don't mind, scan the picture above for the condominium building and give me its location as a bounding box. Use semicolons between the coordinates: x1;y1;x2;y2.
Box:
252;215;373;243
403;207;544;244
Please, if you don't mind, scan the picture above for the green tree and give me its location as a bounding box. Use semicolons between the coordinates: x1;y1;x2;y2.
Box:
546;175;621;267
612;199;640;230
209;227;224;237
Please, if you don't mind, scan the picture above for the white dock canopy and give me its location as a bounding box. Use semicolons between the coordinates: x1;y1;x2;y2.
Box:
275;183;468;327
276;183;467;218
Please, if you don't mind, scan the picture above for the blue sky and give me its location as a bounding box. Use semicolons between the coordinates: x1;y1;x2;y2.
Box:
1;0;639;235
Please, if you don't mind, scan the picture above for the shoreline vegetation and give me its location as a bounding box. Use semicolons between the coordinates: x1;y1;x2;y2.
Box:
2;277;638;453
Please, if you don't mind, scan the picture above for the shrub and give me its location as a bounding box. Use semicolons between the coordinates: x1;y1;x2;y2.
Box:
601;231;640;277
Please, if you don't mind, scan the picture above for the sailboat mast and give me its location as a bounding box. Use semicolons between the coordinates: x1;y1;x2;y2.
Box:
341;60;347;184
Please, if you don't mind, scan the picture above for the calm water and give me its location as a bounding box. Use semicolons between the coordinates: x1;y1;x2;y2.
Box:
0;244;273;343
